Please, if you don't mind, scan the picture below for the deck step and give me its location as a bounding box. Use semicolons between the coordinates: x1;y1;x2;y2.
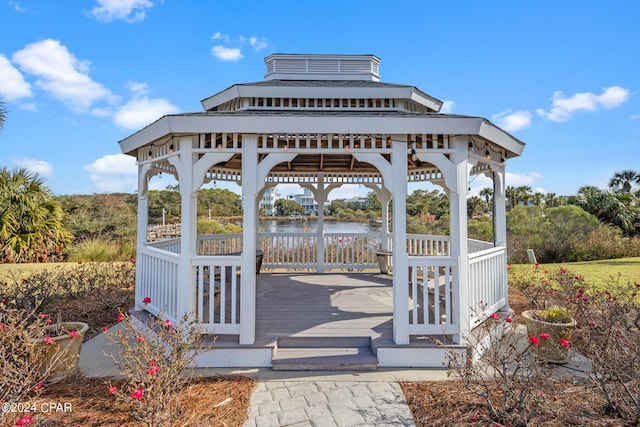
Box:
272;336;378;371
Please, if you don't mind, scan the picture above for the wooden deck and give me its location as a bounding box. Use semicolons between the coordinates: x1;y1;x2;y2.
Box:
254;272;394;347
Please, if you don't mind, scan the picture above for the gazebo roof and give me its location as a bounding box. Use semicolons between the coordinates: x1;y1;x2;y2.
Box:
118;53;525;182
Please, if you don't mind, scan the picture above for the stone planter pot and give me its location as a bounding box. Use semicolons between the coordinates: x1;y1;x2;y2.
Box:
31;322;89;382
522;310;576;364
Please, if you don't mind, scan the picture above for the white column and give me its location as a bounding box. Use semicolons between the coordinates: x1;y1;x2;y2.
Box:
135;164;150;310
450;137;470;344
379;191;391;252
493;169;507;247
240;134;258;344
391;136;409;345
176;136;198;319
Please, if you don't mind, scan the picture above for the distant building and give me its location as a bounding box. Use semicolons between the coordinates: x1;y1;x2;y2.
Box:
287;188;318;215
260;187;279;215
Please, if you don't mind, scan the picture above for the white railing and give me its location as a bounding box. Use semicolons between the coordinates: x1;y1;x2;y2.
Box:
468;245;508;325
468;238;494;254
198;234;243;255
323;232;381;270
259;232;318;269
148;237;181;254
407;234;450;256
136;246;180;322
192;256;241;334
407;256;459;336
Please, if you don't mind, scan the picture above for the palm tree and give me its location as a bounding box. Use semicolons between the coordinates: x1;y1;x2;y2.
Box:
0;168;72;262
0;97;7;131
479;187;493;206
609;170;640;193
576;186;639;235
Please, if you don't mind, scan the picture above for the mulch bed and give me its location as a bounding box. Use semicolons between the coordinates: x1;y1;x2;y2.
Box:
401;380;627;426
2;375;256;427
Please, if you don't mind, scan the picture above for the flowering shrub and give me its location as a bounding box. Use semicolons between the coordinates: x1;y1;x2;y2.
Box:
0;301;72;422
570;278;640;424
446;311;553;426
509;264;586;312
3;261;135;313
105;304;206;427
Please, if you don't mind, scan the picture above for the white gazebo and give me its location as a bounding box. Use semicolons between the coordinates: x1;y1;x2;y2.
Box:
119;54;524;368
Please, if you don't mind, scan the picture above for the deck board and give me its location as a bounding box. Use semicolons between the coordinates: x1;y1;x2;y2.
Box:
254;273;394;346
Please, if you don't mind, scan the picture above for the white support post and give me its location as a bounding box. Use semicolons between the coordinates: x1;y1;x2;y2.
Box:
176;136;198;320
450;137;470;344
240;134;258;344
302;176;332;273
380;191;391;251
135;163;150;310
391;136;409;345
493;169;507;247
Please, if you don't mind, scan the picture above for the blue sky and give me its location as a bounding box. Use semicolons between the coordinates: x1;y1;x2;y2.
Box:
1;0;638;199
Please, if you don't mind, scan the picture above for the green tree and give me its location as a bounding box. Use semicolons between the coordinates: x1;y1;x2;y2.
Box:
577;187;639;235
273;199;304;216
0;97;6;131
479;187;493;206
609;169;640;194
0;168;72;262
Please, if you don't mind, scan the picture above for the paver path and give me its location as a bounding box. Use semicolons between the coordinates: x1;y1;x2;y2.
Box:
243;380;416;427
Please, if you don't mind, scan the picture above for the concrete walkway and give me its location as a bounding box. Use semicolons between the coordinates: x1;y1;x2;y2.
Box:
243;380;415;427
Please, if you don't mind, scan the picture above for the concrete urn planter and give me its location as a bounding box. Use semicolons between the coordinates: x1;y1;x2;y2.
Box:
522;310;576;364
32;321;89;382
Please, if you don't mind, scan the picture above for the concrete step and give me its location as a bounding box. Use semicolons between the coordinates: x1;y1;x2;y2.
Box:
272;347;378;371
272;336;378;371
277;336;372;349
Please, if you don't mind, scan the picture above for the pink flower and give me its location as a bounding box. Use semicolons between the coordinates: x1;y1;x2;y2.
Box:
117;313;125;322
108;386;118;395
528;336;540;346
589;320;596;327
505;316;513;323
539;333;550;340
68;330;79;338
143;296;151;304
165;319;173;329
559;338;571;348
15;415;34;425
45;319;52;325
490;313;500;320
103;326;108;333
0;323;5;331
34;382;43;390
39;313;49;319
43;336;54;344
146;365;160;376
137;336;145;343
130;387;144;400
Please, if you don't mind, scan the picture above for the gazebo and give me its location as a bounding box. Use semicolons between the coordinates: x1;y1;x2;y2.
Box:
118;54;525;368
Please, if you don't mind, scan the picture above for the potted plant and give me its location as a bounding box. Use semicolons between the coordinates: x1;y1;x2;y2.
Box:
522;306;576;364
30;318;89;382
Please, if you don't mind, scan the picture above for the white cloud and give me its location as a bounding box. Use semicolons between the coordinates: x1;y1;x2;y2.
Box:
11;157;53;178
505;171;543;187
84;153;138;192
493;110;532;132
90;0;153;23
0;55;32;101
440;100;455;114
8;1;26;12
537;86;630;122
113;96;179;130
211;32;230;43
12;39;117;112
212;45;243;61
249;37;268;51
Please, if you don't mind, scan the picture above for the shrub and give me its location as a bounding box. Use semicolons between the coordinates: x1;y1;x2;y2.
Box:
65;237;121;262
570;279;640;424
0;302;67;409
106;309;205;427
446;313;553;426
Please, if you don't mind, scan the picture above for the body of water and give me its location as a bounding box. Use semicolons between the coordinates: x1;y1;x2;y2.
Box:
259;219;380;234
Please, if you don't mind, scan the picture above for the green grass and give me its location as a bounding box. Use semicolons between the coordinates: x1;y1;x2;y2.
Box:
513;257;640;288
0;262;77;282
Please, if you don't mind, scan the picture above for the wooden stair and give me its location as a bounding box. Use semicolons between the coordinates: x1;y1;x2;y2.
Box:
272;336;378;371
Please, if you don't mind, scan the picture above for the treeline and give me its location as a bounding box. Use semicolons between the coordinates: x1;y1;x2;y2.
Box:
1;167;639;263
